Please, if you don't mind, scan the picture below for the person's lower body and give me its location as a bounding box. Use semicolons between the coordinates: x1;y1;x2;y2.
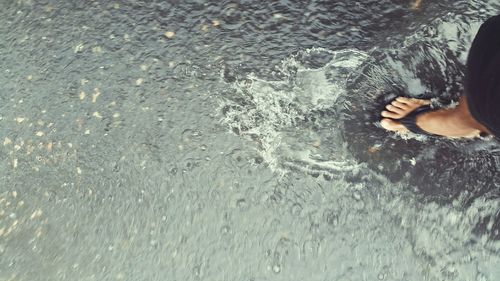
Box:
380;95;490;138
380;14;500;138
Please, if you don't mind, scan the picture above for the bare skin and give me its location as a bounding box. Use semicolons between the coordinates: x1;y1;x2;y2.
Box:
380;96;491;138
410;0;422;11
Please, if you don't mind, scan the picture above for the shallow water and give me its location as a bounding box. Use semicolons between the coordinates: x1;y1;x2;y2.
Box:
1;0;500;280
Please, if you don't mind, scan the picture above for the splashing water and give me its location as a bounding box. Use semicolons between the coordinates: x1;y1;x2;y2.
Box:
218;16;500;280
220;48;369;177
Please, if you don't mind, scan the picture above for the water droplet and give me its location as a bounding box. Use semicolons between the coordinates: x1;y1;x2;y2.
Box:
353;192;361;201
272;264;281;274
236;199;248;210
193;265;201;277
290;203;302;216
221;225;230;235
324;210;339;226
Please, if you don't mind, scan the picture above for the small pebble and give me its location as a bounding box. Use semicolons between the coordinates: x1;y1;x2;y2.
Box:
92;46;102;53
164;31;175;38
30;209;43;219
74;43;84;53
312;140;321;148
92;88;101;103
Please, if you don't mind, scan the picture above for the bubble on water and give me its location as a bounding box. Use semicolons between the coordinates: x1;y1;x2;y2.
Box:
272;264;281;273
169;167;178;175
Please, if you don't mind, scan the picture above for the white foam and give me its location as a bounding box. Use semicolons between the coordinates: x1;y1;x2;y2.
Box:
220;48;368;174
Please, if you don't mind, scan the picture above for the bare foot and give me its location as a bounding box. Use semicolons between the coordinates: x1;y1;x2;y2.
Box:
380;97;430;134
380;96;486;138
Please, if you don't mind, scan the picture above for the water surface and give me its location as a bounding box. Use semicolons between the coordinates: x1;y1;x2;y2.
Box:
1;1;500;280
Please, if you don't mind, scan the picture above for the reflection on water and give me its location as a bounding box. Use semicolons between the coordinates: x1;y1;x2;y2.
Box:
1;0;500;280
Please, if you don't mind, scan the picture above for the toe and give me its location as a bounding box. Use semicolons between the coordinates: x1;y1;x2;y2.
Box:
396;97;412;104
381;110;401;119
380;118;409;133
391;100;409;110
396;96;431;105
385;104;405;115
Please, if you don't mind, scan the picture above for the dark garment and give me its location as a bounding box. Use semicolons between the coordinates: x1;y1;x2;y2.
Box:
465;15;500;136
